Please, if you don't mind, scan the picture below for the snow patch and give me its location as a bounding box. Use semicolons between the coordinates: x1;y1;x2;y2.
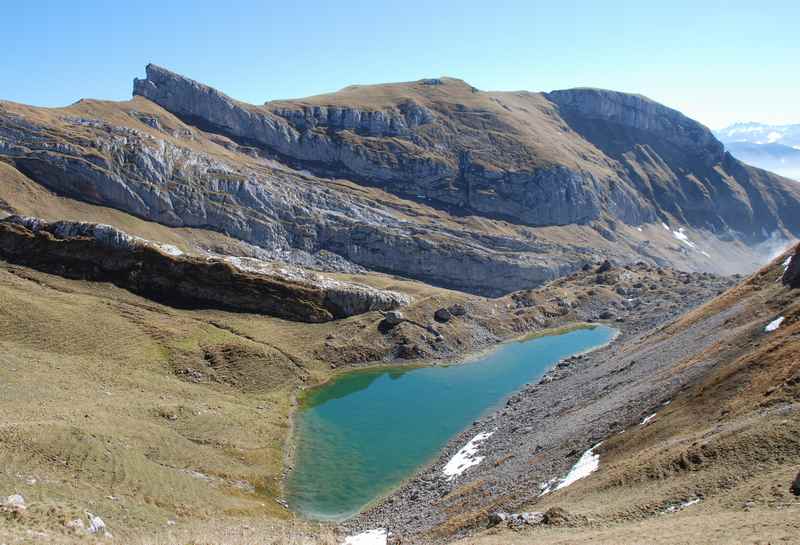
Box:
665;497;702;513
554;442;602;491
784;255;793;273
662;222;671;231
342;529;388;545
538;477;559;496
640;413;657;426
636;227;643;232
672;228;697;249
765;317;785;332
443;431;494;479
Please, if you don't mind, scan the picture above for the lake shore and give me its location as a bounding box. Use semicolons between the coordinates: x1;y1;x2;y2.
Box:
286;324;615;520
281;319;605;508
343;271;736;542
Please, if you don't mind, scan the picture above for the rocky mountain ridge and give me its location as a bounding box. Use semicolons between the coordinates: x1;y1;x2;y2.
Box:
135;64;800;238
2;65;799;296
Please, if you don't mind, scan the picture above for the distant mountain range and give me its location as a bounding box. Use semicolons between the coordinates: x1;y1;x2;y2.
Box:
715;122;800;180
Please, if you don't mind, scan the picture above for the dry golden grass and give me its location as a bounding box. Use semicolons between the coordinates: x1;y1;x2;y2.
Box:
130;519;337;545
0;262;319;540
0;518;337;545
450;504;800;545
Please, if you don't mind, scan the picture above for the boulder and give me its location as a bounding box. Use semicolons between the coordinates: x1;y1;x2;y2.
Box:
596;259;613;273
487;511;509;527
782;247;799;288
382;310;404;326
65;518;86;533
1;494;25;511
599;310;615;320
1;494;26;519
508;511;545;527
791;471;800;496
434;308;452;323
86;512;107;534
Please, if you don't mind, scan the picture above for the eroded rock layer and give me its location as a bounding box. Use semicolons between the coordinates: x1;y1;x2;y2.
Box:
0;216;407;322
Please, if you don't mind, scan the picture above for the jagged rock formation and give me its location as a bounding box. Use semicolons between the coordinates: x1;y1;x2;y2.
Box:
133;66;644;227
0;216;407;322
783;244;800;288
2;65;800;295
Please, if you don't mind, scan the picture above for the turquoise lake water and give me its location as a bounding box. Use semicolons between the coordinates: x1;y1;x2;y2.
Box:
287;325;616;520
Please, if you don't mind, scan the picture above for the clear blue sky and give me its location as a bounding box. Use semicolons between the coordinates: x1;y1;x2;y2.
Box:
4;0;798;128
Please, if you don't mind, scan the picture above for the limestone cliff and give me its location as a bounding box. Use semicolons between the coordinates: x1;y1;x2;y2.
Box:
133;64;800;240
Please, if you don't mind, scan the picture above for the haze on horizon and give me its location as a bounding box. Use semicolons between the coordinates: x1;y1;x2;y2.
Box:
3;0;798;130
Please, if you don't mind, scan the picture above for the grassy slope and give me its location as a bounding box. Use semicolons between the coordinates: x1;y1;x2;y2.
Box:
0;194;516;543
2;218;795;543
0;262;310;541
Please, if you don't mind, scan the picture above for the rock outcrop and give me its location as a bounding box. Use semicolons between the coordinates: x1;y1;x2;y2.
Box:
132;65;643;227
547;88;800;238
0;216;407;322
782;244;800;288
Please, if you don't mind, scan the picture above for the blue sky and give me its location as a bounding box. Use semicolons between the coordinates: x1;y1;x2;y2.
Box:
4;0;798;128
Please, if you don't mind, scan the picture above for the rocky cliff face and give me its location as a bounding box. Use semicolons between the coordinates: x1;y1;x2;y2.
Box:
0;216;408;322
134;65;649;228
546;88;800;239
547;88;725;163
0;98;596;296
132;64;800;242
2;66;799;296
